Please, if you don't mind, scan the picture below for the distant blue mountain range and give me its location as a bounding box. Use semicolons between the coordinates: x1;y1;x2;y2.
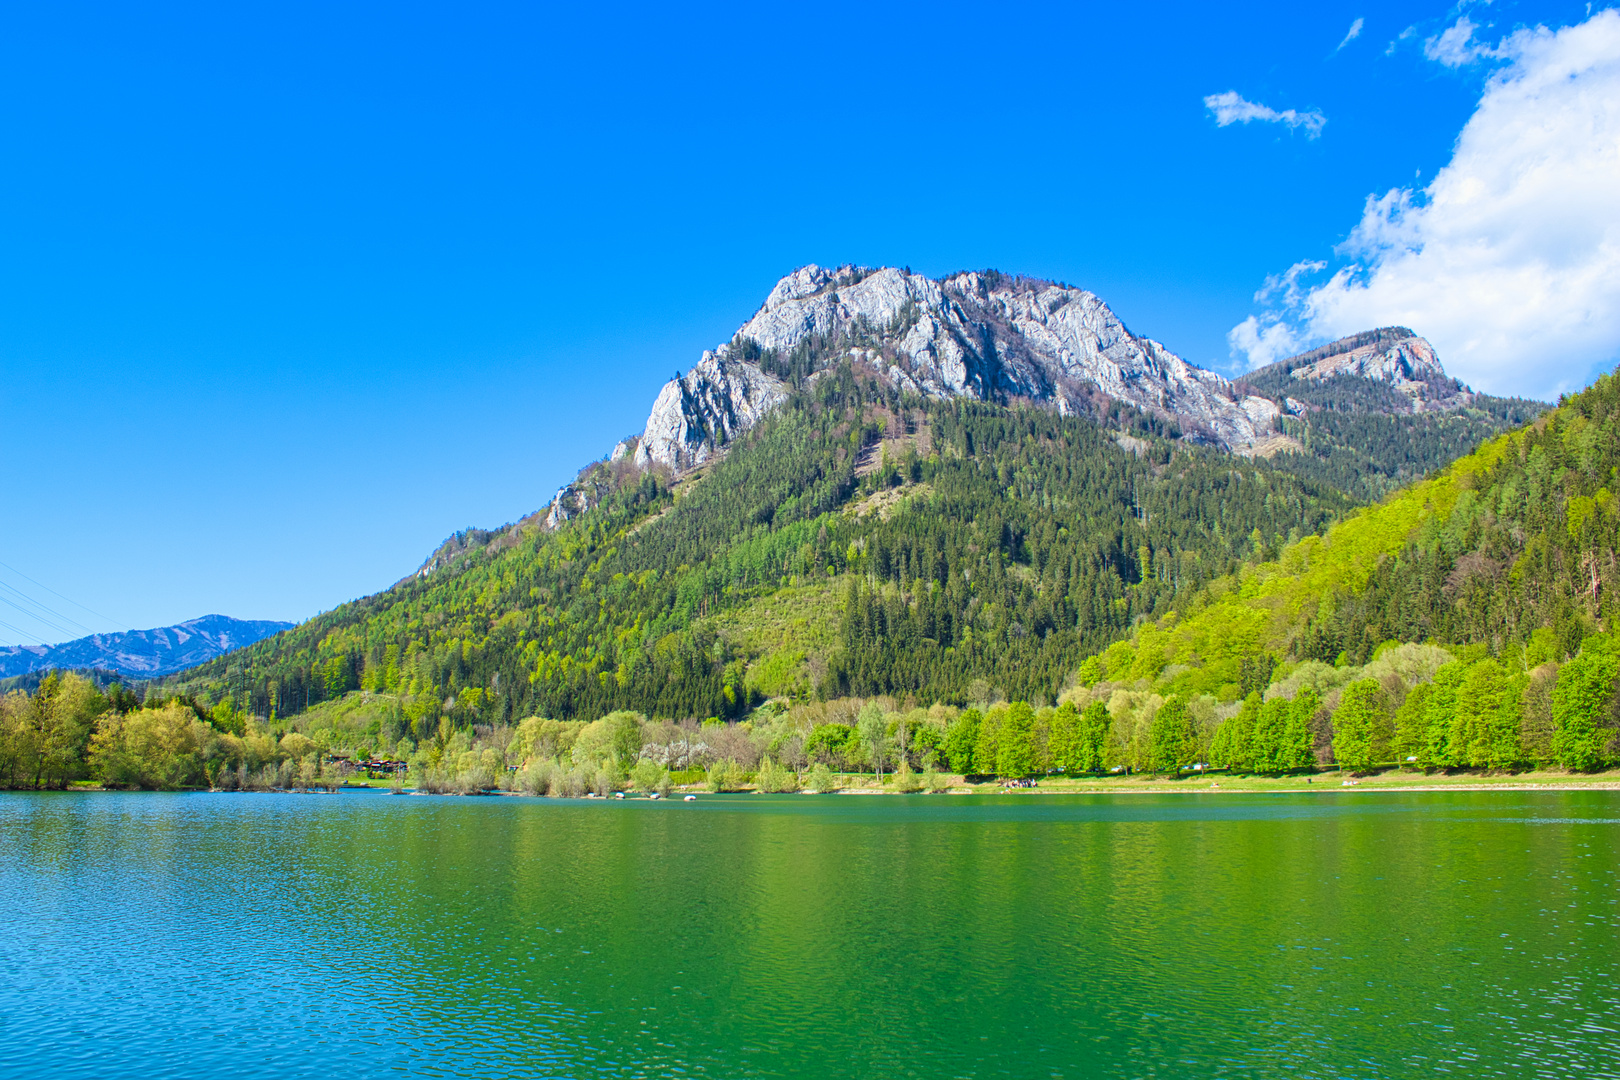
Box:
0;615;293;679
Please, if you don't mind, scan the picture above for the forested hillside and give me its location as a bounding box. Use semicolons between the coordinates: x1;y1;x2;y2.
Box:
1259;395;1544;502
167;363;1352;727
12;371;1614;791
1064;371;1620;771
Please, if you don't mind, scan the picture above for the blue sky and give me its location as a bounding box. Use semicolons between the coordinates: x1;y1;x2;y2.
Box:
0;0;1613;642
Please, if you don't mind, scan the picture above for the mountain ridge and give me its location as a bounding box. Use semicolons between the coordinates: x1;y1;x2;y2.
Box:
0;615;294;679
436;267;1538;584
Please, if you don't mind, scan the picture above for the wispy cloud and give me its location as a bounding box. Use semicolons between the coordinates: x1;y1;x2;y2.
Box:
1424;15;1500;66
1336;17;1365;52
1231;10;1620;398
1203;91;1326;137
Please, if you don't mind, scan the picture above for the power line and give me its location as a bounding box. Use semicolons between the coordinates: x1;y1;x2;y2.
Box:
0;593;78;641
0;615;47;646
0;578;95;637
0;559;131;631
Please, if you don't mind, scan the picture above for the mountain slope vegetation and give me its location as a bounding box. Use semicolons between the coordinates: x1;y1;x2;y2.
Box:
1075;367;1620;709
168;365;1355;727
16;365;1614;790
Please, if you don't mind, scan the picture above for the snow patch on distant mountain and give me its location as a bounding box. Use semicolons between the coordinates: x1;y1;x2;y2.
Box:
0;615;293;679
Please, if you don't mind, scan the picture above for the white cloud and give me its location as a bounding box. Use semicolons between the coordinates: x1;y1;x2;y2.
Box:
1203;91;1327;138
1424;15;1500;66
1228;315;1306;369
1337;17;1365;52
1230;10;1620;398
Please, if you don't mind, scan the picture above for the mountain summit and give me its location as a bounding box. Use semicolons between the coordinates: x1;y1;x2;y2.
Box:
529;264;1538;534
162;263;1550;723
1239;327;1469;412
628;265;1285;471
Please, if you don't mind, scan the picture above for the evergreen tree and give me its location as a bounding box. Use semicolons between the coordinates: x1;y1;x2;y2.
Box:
997;701;1037;778
1331;679;1391;773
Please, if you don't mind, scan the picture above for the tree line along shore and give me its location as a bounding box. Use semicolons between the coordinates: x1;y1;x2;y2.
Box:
3;626;1615;794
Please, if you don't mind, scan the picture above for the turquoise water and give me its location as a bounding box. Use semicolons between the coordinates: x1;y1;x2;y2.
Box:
1;789;1616;1078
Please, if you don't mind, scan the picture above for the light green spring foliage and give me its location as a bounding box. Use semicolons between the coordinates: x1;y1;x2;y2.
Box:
1393;683;1432;763
1210;692;1261;772
1045;702;1080;772
856;702;891;777
1077;701;1112;773
88;703;207;791
1552;634;1620;771
1147;696;1195;775
572;710;646;772
1331;680;1392;773
1284;689;1320;770
754;756;800;793
973;705;1005;775
1067;375;1620;716
630;757;667;793
945;708;980;773
706;758;746;792
996;702;1037;778
1249;697;1294;774
892;759;923;793
804;761;838;792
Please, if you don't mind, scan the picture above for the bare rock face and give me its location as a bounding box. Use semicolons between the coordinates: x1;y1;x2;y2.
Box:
932;271;1280;447
633;351;789;470
1277;328;1445;391
1242;327;1466;412
628;264;1287;463
536;269;1466;536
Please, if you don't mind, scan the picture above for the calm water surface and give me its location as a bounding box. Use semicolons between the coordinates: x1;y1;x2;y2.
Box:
2;789;1617;1078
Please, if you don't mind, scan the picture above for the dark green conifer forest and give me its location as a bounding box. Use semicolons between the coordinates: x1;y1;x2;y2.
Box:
169;364;1355;727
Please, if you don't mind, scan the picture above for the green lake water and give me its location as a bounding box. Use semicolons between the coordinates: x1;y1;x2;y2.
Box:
1;789;1616;1078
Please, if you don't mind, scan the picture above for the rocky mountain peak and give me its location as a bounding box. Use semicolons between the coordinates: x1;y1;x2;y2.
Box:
524;266;1469;546
626;264;1287;474
1239;328;1467;413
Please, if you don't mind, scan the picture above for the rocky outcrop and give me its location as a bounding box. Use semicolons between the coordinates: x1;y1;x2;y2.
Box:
523;269;1472;545
1241;327;1468;412
1286;328;1442;387
630;264;1287;463
634;351;789;469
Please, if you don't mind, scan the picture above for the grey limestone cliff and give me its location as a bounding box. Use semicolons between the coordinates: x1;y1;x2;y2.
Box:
525;268;1473;546
633;352;789;470
1240;327;1468;412
628;264;1285;471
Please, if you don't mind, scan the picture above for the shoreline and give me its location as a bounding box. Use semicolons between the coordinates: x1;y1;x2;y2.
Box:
22;773;1620;799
